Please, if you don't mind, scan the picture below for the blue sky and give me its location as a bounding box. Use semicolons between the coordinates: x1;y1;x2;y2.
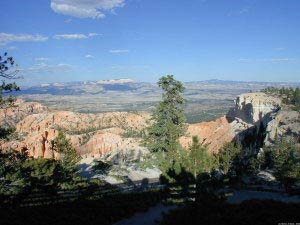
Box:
1;0;300;86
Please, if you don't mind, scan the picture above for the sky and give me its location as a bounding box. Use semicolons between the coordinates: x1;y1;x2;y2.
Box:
1;0;300;86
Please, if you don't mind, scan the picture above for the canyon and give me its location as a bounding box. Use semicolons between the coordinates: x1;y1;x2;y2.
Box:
2;92;297;161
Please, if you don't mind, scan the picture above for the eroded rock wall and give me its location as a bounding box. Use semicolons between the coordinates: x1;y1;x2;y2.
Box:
2;92;296;158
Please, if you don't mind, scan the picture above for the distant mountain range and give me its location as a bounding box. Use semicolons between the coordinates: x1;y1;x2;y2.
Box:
16;79;299;96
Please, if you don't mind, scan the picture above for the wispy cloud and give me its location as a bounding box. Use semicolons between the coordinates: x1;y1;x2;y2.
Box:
88;33;101;37
50;0;125;19
35;57;51;62
6;46;18;51
239;58;298;62
85;54;94;58
0;33;48;45
275;47;286;51
109;49;129;54
238;6;251;14
65;18;72;23
228;6;251;16
20;63;73;74
53;33;101;40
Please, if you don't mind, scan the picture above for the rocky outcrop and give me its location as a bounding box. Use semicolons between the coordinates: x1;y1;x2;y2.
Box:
2;92;297;159
0;99;49;128
180;116;235;153
1;104;149;159
181;93;283;152
227;93;281;124
264;109;300;145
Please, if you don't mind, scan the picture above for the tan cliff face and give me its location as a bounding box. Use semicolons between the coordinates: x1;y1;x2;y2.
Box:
181;93;283;152
1;99;234;157
0;99;49;127
1;92;290;159
0;101;150;159
180;116;235;153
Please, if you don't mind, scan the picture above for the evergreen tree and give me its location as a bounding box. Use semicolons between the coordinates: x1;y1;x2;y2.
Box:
51;130;80;173
0;52;20;139
144;75;187;154
218;142;242;174
0;148;30;196
188;136;213;179
0;52;20;108
23;158;66;192
294;87;300;106
270;141;300;191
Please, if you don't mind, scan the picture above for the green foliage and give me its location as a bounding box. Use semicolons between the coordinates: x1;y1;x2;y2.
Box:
122;128;145;138
144;75;187;153
262;140;300;191
0;147;88;196
218;142;242;174
188;136;214;178
143;75;189;183
244;156;260;176
23;158;68;192
262;86;300;110
0;127;16;139
92;161;112;175
0;52;20;108
0;148;30;196
51;130;81;172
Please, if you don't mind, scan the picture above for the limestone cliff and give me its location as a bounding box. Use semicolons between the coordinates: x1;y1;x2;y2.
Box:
181;93;284;152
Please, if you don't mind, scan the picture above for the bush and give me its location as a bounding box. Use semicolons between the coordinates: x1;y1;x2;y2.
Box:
261;140;300;191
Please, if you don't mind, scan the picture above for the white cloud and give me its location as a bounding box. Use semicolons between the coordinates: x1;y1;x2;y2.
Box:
0;33;48;45
275;47;286;51
20;63;72;74
50;0;125;19
35;57;51;62
6;46;18;50
54;34;88;39
109;49;129;54
65;18;72;23
238;7;251;14
88;32;102;37
239;58;297;62
85;54;94;58
53;33;101;39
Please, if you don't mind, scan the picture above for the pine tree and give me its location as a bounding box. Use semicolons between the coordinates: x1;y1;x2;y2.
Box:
188;136;213;179
0;52;20;108
51;130;80;173
218;142;242;174
144;75;187;154
271;140;300;192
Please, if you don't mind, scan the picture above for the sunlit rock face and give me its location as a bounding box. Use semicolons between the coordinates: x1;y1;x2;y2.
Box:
226;92;300;146
180;116;235;153
2;92;298;159
181;93;282;153
0;99;49;128
0;101;150;159
227;93;281;124
264;109;300;145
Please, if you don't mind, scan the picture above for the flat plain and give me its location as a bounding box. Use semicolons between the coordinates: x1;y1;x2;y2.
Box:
17;79;298;123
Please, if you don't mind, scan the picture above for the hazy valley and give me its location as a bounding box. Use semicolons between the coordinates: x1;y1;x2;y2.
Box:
16;79;298;123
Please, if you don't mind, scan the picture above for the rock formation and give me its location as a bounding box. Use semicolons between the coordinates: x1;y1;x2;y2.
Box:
180;116;234;153
1;92;298;159
0;101;149;159
181;93;284;152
